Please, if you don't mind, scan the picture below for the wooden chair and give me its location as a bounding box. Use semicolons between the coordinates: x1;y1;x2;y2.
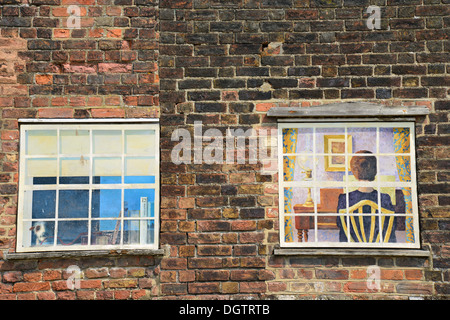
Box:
338;199;395;243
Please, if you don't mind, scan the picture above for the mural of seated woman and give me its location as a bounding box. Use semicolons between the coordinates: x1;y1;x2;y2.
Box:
336;150;397;243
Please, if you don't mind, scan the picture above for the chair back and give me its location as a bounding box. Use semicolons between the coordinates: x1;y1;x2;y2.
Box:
338;199;395;243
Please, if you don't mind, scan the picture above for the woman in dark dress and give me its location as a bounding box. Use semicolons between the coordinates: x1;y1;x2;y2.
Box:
336;150;397;243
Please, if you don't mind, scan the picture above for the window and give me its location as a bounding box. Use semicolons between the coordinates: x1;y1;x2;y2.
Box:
17;122;159;252
278;122;420;249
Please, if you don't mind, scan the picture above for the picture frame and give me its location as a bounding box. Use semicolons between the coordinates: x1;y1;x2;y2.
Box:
324;135;352;172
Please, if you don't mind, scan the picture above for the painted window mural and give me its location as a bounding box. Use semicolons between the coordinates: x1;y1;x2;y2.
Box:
17;123;160;252
279;122;420;248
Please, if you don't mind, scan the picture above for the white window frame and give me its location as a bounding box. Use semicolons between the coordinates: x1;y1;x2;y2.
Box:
278;121;420;249
17;120;160;252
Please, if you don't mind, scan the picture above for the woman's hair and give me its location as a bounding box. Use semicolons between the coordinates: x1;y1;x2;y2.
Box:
350;150;377;181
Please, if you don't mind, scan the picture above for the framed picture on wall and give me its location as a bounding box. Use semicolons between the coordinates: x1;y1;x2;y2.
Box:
324;135;352;172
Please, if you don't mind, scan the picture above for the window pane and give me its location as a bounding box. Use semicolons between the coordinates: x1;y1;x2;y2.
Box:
57;220;88;246
58;190;89;219
283;156;314;182
124;176;156;184
26;158;57;179
381;127;410;154
282;127;313;154
93;157;122;184
60;157;90;183
124;189;155;218
347;127;377;154
125;130;156;155
92;189;122;219
292;215;314;243
287;187;316;214
315;127;345;154
91;219;121;246
378;156;411;182
93;130;122;154
123;219;154;245
30;190;56;219
60;130;89;155
32;177;57;185
125;157;156;177
26;130;57;155
317;216;342;243
29;221;55;247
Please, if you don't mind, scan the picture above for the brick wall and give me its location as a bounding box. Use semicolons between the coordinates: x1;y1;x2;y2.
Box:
0;0;449;300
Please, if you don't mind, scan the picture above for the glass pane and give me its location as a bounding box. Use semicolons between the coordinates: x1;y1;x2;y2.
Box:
32;177;57;185
125;130;156;155
93;157;122;184
60;157;90;179
317;187;346;213
125;157;156;177
124;189;155;218
58;190;89;219
379;156;411;182
347;127;377;154
92;189;122;219
29;221;55;247
283;216;295;243
283;156;314;182
30;190;56;219
317;216;341;243
293;215;314;243
124;176;155;184
315;127;345;154
26;130;57;155
123;219;154;245
316;155;348;180
285;187;316;215
93;130;122;155
91;219;121;246
60;130;89;155
56;220;88;246
282;127;313;154
26;158;57;179
381;127;410;154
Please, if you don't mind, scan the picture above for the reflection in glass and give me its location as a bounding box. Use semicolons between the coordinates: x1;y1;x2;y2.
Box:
58;190;89;219
91;219;121;246
93;130;122;154
30;221;55;247
31;190;56;219
57;220;89;246
125;130;156;155
124;189;155;218
60;130;89;155
123;220;154;245
26;130;57;155
92;189;122;219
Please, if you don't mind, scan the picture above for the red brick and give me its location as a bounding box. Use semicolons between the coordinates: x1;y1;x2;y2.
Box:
161;258;188;270
188;282;220;294
2;271;22;283
91;108;125;118
98;63;132;73
13;282;50;292
1;130;19;140
239;282;266;293
38;108;73;118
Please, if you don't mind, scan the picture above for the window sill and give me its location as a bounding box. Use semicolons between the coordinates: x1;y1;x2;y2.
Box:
5;249;166;260
273;248;431;258
267;102;430;119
